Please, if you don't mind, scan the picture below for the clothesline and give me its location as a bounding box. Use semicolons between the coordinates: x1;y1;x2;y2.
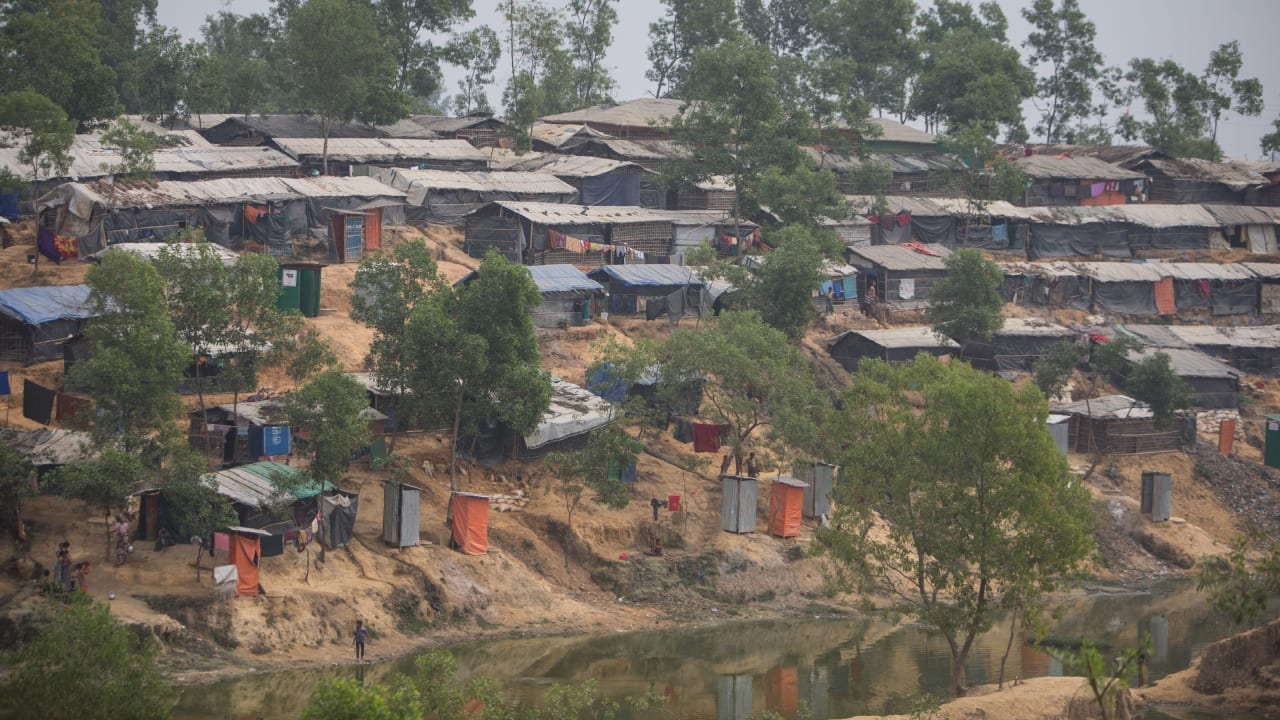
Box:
548;229;647;260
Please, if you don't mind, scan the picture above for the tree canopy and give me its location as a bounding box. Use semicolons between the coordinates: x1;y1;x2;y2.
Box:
925;248;1005;347
817;355;1095;698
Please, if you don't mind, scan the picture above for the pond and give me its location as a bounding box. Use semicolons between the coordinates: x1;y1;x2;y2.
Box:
173;581;1251;720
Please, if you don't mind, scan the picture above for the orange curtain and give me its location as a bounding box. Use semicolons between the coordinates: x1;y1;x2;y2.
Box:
364;209;382;250
766;666;799;718
451;494;489;555
1154;277;1175;315
768;484;804;538
231;534;260;596
1219;419;1236;456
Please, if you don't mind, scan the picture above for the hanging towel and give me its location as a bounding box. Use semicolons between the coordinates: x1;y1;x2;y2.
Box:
36;226;62;264
692;423;722;453
898;278;915;300
842;276;857;299
1196;279;1211;297
1091;182;1105;197
22;380;55;425
213;531;230;553
1154;277;1175;315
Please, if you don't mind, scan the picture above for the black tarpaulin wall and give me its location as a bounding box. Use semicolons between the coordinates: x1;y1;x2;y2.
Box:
1029;222;1130;259
1092;280;1157;315
910;216;957;246
464;215;523;262
320;491;359;548
579;173;641;206
1127;226;1212;251
1210;280;1258;316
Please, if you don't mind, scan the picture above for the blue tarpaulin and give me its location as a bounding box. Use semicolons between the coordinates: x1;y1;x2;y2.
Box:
587;264;704;289
0;285;94;324
455;264;605;295
0;193;19;221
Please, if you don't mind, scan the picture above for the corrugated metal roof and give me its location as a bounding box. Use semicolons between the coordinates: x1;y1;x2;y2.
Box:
205;461;321;508
89;242;240;266
653;209;758;228
1016;154;1148;180
40;176;405;214
529;122;611;148
573;137;688;160
587;264;703;288
808;149;963;174
1053;394;1153;419
866;118;937;145
1165;324;1280;349
210;400;286;426
271;138;488;162
1068;261;1256;283
1202;205;1279;225
828;327;959;350
1129;347;1239;379
540;98;685;127
0;137;298;182
376;167;575;195
1242;262;1280;279
207;115;384;139
846;244;952;271
0;285;95;324
377;114;505;137
486;150;645;177
1144;157;1269;190
1010;144;1162;165
493;201;670;225
1116;324;1193;349
996;318;1075;338
844;195;1049;221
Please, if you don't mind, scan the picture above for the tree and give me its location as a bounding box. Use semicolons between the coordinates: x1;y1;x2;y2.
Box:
117;24;187;120
911;1;1033;135
403;251;552;492
0;0;123;127
1124;350;1194;430
1261;115;1280;158
0;91;75;183
738;0;821;59
152;444;237;541
282;0;409;174
658;311;825;468
0;433;35;536
565;0;619;109
0;601;175;720
46;449;146;561
1032;338;1083;400
201;11;279;116
755;164;847;241
925;249;1005;348
713;226;825;339
940;122;1029;206
72;252;187;451
1049;637;1147;720
303;677;422;720
1197;534;1280;624
376;0;474;108
1200;41;1264;146
98;118;161;180
544;426;642;568
282;369;372;489
1116;58;1217;159
444;27;500;115
350;239;445;452
813;0;918;119
817;355;1095;697
645;0;739;97
1021;0;1103;142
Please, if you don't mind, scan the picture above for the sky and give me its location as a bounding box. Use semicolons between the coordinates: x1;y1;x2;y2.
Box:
156;0;1280;160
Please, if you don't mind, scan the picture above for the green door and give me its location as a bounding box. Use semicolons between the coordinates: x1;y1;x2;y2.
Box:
277;266;301;312
298;267;321;318
1266;414;1280;469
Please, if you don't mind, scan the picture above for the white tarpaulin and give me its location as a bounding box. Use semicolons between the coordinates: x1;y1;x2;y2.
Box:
213;564;238;599
523;378;618;450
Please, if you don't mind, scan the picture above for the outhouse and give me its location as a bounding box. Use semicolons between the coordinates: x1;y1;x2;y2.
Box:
801;462;837;519
768;476;808;538
1140;471;1172;523
451;492;490;555
382;482;422;548
720;474;757;534
277;263;324;318
1265;414;1280;469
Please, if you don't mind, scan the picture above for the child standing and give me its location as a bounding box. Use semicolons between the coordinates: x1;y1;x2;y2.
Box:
353;620;367;662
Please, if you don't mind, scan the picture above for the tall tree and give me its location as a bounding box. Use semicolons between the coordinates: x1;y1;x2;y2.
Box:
403;251;552;491
0;0;122;127
565;0;619;108
817;355;1095;698
1116;58;1218;159
911;1;1033;135
1200;41;1264;146
0;601;175;720
376;0;474;107
72;252;187;452
117;24;187;120
444;27;501;115
925;248;1005;348
738;0;823;59
658;311;825;468
99;118;161;180
282;0;409;174
1021;0;1103;143
1262;115;1280;158
645;0;739;97
707;226;825;339
813;0;918;119
200;11;279;116
0;91;75;183
500;0;573;146
47;450;147;561
283;369;372;489
350;239;444;452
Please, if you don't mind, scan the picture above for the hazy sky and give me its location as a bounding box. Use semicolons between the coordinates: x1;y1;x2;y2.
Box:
157;0;1280;159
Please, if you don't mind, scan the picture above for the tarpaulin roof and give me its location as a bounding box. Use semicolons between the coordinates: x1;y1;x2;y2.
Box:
1203;205;1280;226
808;149;964;174
376;167;576;196
569;136;689;161
486;150;646;177
647;209;758;229
1071;261;1257;283
1120;324;1280;350
271;138;488;163
10;428;97;467
1016;154;1148;180
493;201;670;225
587;264;704;288
523;377;617;450
205;461;330;509
204;115;385;139
529;122;611;148
1053;394;1153;419
1008;144;1162;165
1128;347;1240;379
827;327;959;350
455;263;604;295
0;137;298;182
1242;262;1280;279
845;195;1049;221
0;285;94;324
995;318;1075;338
846;244;952;271
541;98;685;127
866;117;938;145
88;242;240;266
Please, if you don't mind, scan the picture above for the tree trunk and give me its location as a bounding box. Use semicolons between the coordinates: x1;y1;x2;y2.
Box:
448;390;464;494
948;638;970;697
998;605;1021;689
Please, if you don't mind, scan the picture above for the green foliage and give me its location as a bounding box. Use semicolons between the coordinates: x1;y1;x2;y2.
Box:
98;118;160;180
302;677;422;720
545;426;643;516
0;601;176;720
1200;41;1265;145
74;252;187;450
1048;636;1148;720
283;0;409;172
1262;115;1280;157
0;90;76;182
740;228;825;339
1021;0;1104;142
154;443;237;540
844;159;893;196
940;123;1029;206
660;311;824;462
1124;351;1194;430
444;27;501;115
200;11;279;115
1033;339;1083;400
375;0;475;105
1196;534;1280;624
0;0;123;126
46;448;145;520
283;369;372;487
1116;57;1219;159
813;0;918;118
645;0;739;97
925;249;1005;347
817;355;1095;697
564;0;619;107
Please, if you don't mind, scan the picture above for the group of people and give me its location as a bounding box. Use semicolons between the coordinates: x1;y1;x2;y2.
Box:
822;282;880;318
48;541;89;594
719;451;760;478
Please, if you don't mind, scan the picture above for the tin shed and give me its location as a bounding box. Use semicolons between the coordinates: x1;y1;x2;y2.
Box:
382;482;422;548
801;463;837;519
720;474;757;534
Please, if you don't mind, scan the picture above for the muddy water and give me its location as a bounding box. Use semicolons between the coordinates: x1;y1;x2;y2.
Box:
172;581;1247;720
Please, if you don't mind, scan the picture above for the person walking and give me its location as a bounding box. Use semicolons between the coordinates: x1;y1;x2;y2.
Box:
353;620;367;662
746;452;759;479
75;561;90;593
113;515;130;566
824;286;835;314
55;542;72;592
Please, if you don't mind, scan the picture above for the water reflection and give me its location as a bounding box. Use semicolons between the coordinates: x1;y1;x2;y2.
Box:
173;581;1251;720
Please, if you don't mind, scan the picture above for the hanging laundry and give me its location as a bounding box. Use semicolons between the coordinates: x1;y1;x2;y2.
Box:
841;275;856;299
1154;277;1175;315
0;370;8;395
898;278;915;300
1196;279;1211;297
22;380;55;425
36;226;62;264
55;393;89;425
1090;182;1105;197
213;531;230;553
244;204;267;224
548;229;566;249
672;418;694;443
896;211;911;228
692;423;722;453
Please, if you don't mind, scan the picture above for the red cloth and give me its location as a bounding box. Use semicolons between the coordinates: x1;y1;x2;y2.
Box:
692;423;721;453
900;241;940;256
1089;333;1109;343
